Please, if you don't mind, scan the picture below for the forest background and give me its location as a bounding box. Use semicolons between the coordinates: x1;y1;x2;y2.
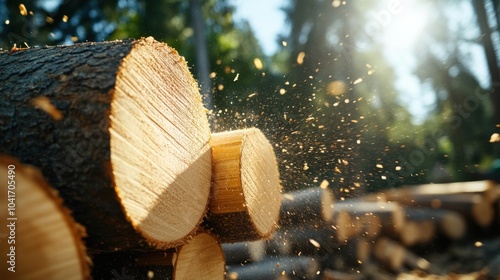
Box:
1;0;499;197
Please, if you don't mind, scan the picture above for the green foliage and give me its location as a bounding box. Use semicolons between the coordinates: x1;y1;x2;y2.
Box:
1;0;498;193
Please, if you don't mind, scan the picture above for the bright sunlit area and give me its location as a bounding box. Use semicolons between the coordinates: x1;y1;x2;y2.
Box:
1;0;500;279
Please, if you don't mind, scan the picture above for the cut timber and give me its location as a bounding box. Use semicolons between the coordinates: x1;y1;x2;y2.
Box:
269;228;340;256
0;155;90;280
324;238;372;270
399;180;499;203
226;257;319;280
373;237;430;272
372;237;405;272
0;37;212;250
332;210;353;242
173;232;225;279
280;187;335;227
92;232;225;279
222;240;266;265
205;128;281;242
385;192;494;228
335;201;406;236
404;207;466;241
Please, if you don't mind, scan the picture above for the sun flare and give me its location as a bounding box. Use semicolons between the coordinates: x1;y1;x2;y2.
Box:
380;0;430;49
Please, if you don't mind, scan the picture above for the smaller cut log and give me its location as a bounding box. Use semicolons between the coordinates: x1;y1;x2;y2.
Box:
398;180;499;203
404;207;466;241
352;214;382;240
205;128;281;243
268;228;340;257
226;257;319;280
324;238;371;271
0;155;90;280
372;237;405;272
372;237;430;272
385;192;494;228
335;201;406;237
280;186;335;227
332;210;353;243
91;232;225;280
222;240;266;265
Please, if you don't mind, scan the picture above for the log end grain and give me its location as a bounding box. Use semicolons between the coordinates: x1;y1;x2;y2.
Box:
207;128;281;242
110;37;212;248
0;156;90;280
174;232;225;280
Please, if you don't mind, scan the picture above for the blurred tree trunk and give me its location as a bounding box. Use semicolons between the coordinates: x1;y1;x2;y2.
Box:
190;0;212;110
472;0;500;142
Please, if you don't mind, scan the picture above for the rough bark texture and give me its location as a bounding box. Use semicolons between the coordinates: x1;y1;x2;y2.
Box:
0;37;212;251
280;187;335;228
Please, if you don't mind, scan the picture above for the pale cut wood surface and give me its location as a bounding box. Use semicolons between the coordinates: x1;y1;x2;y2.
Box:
174;232;225;280
0;37;212;250
280;187;335;227
206;128;281;242
0;155;90;280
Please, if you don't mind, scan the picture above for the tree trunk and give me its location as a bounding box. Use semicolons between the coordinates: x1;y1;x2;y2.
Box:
0;155;90;280
472;0;500;156
190;0;213;110
0;37;212;251
204;128;281;243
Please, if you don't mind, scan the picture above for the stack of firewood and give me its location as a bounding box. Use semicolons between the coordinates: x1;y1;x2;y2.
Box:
0;38;283;280
222;180;500;279
3;37;500;280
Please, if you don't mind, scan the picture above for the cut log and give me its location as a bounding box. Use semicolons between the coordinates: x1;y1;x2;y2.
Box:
268;228;340;257
384;191;494;228
0;37;212;251
91;232;225;279
335;201;406;237
372;237;405;272
324;238;372;271
372;237;430;272
332;210;353;243
398;180;499;203
222;240;266;265
0;155;90;280
205;128;281;243
351;213;382;240
280;187;335;227
226;257;319;280
404;207;466;241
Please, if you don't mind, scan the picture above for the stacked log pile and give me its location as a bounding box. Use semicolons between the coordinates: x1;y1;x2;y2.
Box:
0;38;283;279
222;180;500;279
2;38;500;279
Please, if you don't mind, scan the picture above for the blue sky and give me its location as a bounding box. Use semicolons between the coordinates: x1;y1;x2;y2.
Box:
233;0;287;56
233;0;491;124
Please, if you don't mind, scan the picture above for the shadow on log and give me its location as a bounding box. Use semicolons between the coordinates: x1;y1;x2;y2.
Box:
0;37;212;251
204;128;282;243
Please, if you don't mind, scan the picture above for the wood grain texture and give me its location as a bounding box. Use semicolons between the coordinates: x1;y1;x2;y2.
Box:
0;37;211;251
0;155;90;280
205;128;281;243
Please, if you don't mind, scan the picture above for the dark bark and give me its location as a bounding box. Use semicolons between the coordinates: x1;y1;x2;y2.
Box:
0;40;142;252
